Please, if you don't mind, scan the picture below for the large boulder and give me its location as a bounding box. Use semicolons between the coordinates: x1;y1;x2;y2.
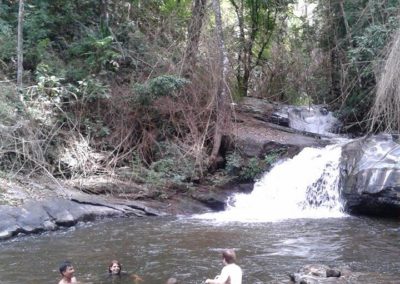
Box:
340;134;400;217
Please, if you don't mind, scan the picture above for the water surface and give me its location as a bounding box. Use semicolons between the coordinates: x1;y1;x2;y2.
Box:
0;216;399;283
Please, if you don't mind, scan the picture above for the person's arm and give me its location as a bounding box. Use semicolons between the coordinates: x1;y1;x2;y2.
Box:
205;268;229;284
131;273;144;283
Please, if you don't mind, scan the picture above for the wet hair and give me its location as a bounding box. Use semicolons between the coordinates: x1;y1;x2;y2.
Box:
222;249;237;264
59;261;73;275
108;260;122;274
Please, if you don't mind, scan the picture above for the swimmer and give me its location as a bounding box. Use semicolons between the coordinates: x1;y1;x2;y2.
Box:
58;261;77;284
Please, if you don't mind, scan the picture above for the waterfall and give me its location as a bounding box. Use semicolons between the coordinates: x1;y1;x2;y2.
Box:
197;144;347;222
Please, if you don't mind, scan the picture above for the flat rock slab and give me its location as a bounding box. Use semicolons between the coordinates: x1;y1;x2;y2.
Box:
233;115;328;157
0;193;164;241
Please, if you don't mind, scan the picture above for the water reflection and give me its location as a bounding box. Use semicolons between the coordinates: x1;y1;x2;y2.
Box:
0;216;399;283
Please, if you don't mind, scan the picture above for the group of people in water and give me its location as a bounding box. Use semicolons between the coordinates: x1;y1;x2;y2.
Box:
58;249;242;284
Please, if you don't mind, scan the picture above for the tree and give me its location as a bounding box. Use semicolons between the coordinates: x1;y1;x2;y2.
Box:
229;0;291;97
16;0;24;99
182;0;208;78
315;0;399;132
210;0;231;167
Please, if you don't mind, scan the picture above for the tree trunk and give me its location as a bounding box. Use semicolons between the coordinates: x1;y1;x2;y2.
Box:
101;0;109;27
17;0;24;100
230;0;245;94
338;0;362;89
182;0;208;78
210;0;231;168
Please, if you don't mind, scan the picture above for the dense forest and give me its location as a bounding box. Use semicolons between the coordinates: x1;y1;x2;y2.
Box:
0;0;399;188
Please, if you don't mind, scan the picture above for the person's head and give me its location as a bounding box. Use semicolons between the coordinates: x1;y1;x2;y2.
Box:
108;260;122;275
59;261;75;279
222;249;237;264
166;277;178;284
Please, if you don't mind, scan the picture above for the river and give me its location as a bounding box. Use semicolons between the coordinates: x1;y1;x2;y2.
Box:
1;144;399;283
0;216;399;283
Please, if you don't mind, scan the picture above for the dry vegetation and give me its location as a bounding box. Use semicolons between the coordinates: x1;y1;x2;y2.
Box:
371;29;400;133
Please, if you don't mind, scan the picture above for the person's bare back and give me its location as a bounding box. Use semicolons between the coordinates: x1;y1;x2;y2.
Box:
205;249;242;284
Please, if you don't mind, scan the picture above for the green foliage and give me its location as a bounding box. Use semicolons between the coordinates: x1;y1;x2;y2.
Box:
133;75;189;105
35;63;65;97
315;0;400;131
0;17;15;64
69;32;121;73
225;151;242;175
225;149;284;181
74;77;110;102
239;157;264;181
228;0;294;96
130;141;205;187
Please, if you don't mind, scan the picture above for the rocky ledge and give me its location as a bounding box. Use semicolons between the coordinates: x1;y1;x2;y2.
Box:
0;176;252;241
0;188;163;240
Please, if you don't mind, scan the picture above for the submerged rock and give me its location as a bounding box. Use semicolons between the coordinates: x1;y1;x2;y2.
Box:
289;264;345;284
340;134;400;217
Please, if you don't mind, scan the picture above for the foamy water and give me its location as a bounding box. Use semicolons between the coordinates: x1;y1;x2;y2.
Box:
196;144;348;222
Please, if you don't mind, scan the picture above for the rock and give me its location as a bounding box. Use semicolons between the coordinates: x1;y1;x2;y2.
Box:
191;191;226;211
0;207;21;239
232;116;326;158
340;134;400;217
231;98;332;159
0;192;165;241
17;201;56;233
272;105;341;136
289;264;346;284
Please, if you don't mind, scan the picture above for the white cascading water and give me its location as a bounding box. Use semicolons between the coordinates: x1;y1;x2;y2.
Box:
197;144;347;222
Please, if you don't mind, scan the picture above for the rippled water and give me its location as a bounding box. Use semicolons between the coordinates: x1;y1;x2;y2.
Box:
0;216;399;284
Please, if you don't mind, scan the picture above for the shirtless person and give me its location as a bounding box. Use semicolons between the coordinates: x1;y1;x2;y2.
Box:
58;261;77;284
205;249;242;284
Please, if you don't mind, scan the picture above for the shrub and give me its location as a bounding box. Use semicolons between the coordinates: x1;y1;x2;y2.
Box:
133;75;189;105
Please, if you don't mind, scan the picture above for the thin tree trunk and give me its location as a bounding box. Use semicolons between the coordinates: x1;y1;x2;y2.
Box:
230;0;245;94
101;0;109;27
17;0;24;100
210;0;231;167
339;0;362;88
182;0;207;78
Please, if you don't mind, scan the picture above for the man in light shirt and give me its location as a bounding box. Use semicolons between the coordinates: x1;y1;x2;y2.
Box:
205;249;242;284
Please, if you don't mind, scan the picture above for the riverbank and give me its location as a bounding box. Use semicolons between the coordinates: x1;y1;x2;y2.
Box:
0;98;336;241
0;169;261;240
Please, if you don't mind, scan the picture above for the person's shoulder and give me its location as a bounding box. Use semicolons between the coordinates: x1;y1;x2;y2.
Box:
226;263;242;272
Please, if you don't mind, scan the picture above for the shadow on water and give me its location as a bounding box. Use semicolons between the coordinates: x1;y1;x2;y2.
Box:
0;216;400;283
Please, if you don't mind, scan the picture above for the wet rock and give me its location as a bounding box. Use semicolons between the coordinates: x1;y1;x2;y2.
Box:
191;191;226;211
340;134;400;217
273;105;341;136
289;264;346;284
0;193;164;241
231;98;331;159
0;208;21;239
17;201;55;233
